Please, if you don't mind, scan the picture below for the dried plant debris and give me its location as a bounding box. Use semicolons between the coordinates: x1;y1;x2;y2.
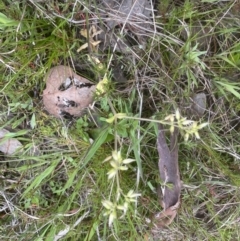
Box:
43;65;96;118
152;124;180;229
180;20;213;51
94;0;154;51
0;129;23;155
100;0;152;30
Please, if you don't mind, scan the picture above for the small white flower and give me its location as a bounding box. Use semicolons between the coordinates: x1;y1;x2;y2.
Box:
105;151;135;179
125;190;141;203
102;200;118;226
117;202;129;216
102;200;114;210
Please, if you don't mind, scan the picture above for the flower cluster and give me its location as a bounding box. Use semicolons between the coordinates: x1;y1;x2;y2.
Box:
165;109;208;141
102;151;140;226
102;190;141;227
101;110;208;226
103;150;135;179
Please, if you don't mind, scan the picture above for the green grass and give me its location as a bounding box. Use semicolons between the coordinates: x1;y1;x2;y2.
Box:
0;0;240;240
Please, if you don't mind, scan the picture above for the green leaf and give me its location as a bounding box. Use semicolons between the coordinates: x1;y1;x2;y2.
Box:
215;81;240;99
61;168;78;193
83;221;99;241
23;159;61;197
11;116;26;129
217;55;240;69
0;12;18;29
30;113;36;129
4;129;28;138
79;126;110;169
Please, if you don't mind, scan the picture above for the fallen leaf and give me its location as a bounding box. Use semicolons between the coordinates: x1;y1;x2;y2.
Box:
80;28;88;38
87;55;104;69
0;129;23;155
43;65;96;118
77;42;89;52
78;25;102;53
91;40;101;47
152;124;181;228
152;201;180;229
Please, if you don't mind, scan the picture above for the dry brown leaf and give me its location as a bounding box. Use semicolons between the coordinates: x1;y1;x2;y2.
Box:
80;29;88;38
77;25;102;52
77;42;89;52
77;40;101;53
151;124;181;228
43;65;96;118
152;201;180;229
91;40;101;47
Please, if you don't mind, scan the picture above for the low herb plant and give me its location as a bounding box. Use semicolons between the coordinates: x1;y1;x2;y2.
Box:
1;0;240;240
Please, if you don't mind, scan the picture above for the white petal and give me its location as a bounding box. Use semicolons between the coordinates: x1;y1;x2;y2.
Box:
127;190;134;196
122;158;135;164
103;155;112;163
127;190;141;198
107;169;117;179
184;133;189;141
112;150;121;162
110;161;118;169
175;109;180;120
119;165;128;171
165;114;174;122
195;131;200;139
198;122;208;129
109;211;117;227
